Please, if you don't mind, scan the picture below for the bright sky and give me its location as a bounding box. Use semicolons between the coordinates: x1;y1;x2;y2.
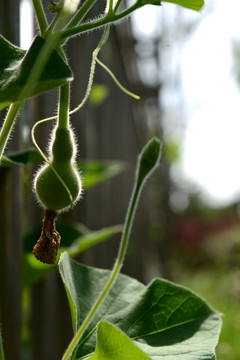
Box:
20;0;33;49
20;0;240;206
181;0;240;205
132;0;240;206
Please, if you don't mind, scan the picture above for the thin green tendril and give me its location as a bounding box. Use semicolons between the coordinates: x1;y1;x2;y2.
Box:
95;57;140;100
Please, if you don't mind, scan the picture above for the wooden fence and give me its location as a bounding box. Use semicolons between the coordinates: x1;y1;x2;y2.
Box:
0;1;166;358
0;1;22;359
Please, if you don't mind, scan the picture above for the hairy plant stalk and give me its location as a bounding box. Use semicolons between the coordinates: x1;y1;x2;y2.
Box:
65;0;97;29
60;1;141;40
0;102;22;160
32;0;48;34
58;84;70;129
62;184;140;360
61;138;161;360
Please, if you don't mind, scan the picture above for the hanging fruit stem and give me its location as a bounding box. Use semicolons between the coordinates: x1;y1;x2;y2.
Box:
33;210;61;264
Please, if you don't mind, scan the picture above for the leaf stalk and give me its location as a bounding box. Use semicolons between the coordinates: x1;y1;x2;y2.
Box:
58;83;70;129
65;0;97;29
0;102;22;161
61;138;162;360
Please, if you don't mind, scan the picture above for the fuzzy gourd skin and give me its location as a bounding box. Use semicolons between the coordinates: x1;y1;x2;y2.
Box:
34;127;81;212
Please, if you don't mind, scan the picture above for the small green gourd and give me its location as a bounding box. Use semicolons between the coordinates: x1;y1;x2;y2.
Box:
34;126;82;212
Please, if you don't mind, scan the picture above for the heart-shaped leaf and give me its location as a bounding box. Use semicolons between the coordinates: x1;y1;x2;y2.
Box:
59;253;222;359
88;321;151;360
0;35;73;109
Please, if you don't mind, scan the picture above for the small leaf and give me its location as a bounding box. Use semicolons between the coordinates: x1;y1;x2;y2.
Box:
59;253;222;359
162;0;204;11
0;35;73;109
0;155;24;167
1;148;44;167
88;322;151;360
68;224;122;257
137;137;162;186
23;223;122;287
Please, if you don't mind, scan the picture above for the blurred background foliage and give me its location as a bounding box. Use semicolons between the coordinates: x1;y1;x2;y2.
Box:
0;0;240;359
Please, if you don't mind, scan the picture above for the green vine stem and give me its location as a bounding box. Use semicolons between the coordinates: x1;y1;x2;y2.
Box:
60;1;141;41
32;0;48;35
44;12;62;39
65;0;97;29
61;137;162;360
113;0;123;13
58;83;70;129
0;102;22;160
106;0;114;15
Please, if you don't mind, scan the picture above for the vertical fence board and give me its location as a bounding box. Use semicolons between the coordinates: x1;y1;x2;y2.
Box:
0;2;22;359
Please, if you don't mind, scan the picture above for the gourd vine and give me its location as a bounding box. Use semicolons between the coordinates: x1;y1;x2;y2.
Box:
31;22;139;264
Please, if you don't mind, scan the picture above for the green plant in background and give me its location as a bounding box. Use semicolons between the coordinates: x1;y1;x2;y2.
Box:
0;0;222;359
170;222;240;360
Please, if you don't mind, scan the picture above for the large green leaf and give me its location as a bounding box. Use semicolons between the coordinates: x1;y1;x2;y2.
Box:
59;253;222;359
23;223;122;287
162;0;204;10
0;35;73;109
88;322;151;360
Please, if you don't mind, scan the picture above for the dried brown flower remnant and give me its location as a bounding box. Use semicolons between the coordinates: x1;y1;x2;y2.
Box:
33;210;61;264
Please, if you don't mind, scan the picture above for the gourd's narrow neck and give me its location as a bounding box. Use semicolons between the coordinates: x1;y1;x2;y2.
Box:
58;83;70;129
